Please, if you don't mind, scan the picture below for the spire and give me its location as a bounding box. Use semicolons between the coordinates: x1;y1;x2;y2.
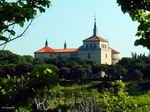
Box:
93;15;97;36
45;40;48;47
64;41;67;49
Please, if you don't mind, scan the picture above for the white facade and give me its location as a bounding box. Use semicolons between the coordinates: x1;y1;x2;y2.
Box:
78;37;113;65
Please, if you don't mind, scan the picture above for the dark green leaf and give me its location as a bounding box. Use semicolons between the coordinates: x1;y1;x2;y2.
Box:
19;21;24;27
39;7;45;13
0;36;8;41
10;30;15;36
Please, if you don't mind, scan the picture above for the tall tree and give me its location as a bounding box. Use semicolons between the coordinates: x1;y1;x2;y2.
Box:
0;0;51;47
117;0;150;49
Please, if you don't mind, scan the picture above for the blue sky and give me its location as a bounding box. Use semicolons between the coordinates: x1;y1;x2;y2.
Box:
4;0;149;57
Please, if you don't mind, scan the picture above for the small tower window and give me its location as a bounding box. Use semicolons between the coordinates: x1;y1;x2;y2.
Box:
90;44;93;48
71;53;74;56
49;54;53;57
88;53;91;59
105;54;107;58
86;44;89;49
94;44;97;48
101;44;107;48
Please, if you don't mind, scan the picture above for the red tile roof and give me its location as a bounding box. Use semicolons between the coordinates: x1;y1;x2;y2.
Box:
35;47;55;53
83;35;108;42
35;47;78;53
54;49;78;53
111;48;120;54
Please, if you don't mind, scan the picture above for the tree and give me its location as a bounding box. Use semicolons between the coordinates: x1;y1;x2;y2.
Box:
0;0;51;47
91;64;107;79
118;57;134;69
83;64;92;79
58;67;70;80
0;64;59;111
70;65;86;82
127;69;143;81
22;55;34;63
0;50;21;64
92;65;102;75
15;62;33;76
47;64;58;74
107;65;127;80
117;0;150;49
142;65;150;79
0;64;16;77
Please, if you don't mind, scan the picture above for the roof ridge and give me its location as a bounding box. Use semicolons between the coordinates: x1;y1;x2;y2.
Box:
35;47;78;53
83;35;108;42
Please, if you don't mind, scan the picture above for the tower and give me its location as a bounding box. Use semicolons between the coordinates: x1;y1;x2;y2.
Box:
64;41;67;49
93;16;97;36
45;40;48;47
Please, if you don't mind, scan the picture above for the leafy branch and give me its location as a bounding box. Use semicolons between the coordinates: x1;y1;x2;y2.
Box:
0;19;34;47
0;0;51;47
117;0;150;49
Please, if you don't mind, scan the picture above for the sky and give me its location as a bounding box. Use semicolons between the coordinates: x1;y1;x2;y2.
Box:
3;0;149;57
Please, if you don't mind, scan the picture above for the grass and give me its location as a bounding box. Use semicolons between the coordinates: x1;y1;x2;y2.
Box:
134;90;150;105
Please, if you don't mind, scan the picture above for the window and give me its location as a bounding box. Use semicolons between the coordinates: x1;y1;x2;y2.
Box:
49;54;53;57
105;54;107;58
94;44;97;48
71;53;74;56
88;53;91;59
86;44;89;49
101;44;107;48
90;44;93;48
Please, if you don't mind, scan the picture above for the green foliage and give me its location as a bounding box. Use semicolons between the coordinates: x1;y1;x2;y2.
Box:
0;0;51;45
127;69;143;81
16;62;33;75
118;55;150;80
0;50;21;64
31;64;59;86
133;90;150;112
0;64;59;111
0;50;150;111
117;0;150;49
58;67;70;79
30;84;101;111
107;64;127;80
22;55;34;63
102;80;137;112
92;64;104;74
135;90;150;105
128;82;141;95
70;65;86;82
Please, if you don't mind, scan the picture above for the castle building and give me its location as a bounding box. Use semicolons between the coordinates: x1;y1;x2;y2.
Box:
34;19;120;65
